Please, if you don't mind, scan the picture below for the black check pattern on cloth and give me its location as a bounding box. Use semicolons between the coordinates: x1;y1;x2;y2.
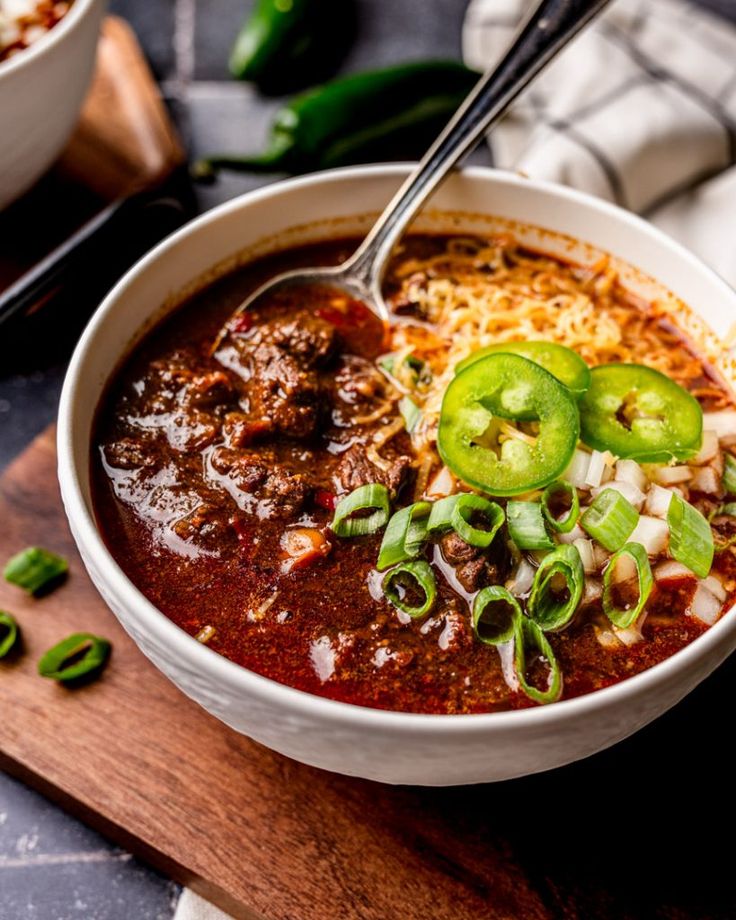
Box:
462;0;736;212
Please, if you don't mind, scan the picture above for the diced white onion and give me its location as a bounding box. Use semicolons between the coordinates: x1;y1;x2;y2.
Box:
652;465;692;486
594;624;621;650
693;430;719;465
654;560;695;582
690;466;720;495
628;515;669;556
507;558;536;597
425;465;455;499
573;538;596;574
564;450;593;489
557;523;586;545
593;542;611;571
687;583;722;625
592;480;645;510
644;484;674;518
615;459;648;492
582;576;602;606
703;574;727;603
613;624;645;646
703;410;736;441
585;450;608;488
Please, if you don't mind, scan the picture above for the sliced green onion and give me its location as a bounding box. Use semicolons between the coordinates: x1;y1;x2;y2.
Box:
398;396;421;433
724;454;736;496
667;493;714;578
472;586;522;645
506;501;554;551
541;480;580;533
580;489;638;552
331;484;390;537
382;561;436;618
602;542;653;628
427;493;505;548
4;547;68;595
38;633;111;683
715;502;736;518
0;611;19;658
378;355;395;374
527;544;584;631
513;617;563;705
377;501;431;570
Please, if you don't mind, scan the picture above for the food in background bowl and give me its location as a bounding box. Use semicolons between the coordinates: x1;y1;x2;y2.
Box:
91;231;736;714
0;0;72;63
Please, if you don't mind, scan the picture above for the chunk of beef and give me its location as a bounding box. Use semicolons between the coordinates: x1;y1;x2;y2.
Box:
249;344;323;439
170;502;232;550
440;530;511;593
222;412;272;448
209;447;308;518
103;438;156;470
256;312;338;368
334;443;412;497
181;371;235;409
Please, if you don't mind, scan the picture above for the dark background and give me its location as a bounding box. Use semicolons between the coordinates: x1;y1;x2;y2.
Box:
1;1;736;917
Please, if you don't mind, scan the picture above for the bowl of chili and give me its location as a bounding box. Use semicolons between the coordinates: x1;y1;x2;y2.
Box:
0;0;104;211
58;165;736;785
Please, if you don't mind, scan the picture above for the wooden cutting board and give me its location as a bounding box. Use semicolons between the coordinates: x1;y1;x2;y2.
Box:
0;429;550;920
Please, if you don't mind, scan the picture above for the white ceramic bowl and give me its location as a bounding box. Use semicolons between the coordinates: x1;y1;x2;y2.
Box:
58;165;736;786
0;0;104;210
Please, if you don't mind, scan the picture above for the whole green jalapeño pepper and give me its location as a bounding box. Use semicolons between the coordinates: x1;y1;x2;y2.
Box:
437;353;580;496
195;61;479;178
579;363;702;462
230;0;355;93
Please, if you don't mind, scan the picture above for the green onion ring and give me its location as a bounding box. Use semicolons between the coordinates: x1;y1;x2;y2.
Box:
472;586;522;645
581;488;638;552
0;611;19;658
377;501;431;570
382;561;436;618
4;546;68;596
602;542;653;628
527;544;585;631
506;501;554;551
331;484;390;537
513;617;563;705
398;396;421;433
38;633;111;683
541;480;580;534
427;493;505;548
667;493;714;579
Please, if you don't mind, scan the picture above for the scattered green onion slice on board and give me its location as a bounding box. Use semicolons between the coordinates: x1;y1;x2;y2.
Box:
527;544;585;631
331;484;390;537
4;547;68;595
472;586;522;645
581;489;639;552
377;501;431;570
0;611;19;658
38;633;111;683
382;561;436;618
398;396;421;433
602;542;653;629
667;493;714;579
427;493;505;548
723;454;736;496
541;480;580;534
514;617;563;705
506;501;554;551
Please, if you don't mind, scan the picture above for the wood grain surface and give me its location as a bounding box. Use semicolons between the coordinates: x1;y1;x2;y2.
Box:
0;428;551;920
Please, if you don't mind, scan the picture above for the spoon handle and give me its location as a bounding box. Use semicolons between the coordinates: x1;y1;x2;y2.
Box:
346;0;610;294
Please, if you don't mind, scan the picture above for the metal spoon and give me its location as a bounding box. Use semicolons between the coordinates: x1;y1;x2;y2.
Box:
214;0;609;348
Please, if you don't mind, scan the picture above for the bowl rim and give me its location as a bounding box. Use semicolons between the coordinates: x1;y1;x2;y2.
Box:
0;0;100;79
58;163;736;732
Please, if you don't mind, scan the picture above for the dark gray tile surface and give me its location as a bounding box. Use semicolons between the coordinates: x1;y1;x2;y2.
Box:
2;0;736;918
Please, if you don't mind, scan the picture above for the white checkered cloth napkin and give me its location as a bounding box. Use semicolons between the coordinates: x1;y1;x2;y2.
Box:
174;3;736;919
463;0;736;285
